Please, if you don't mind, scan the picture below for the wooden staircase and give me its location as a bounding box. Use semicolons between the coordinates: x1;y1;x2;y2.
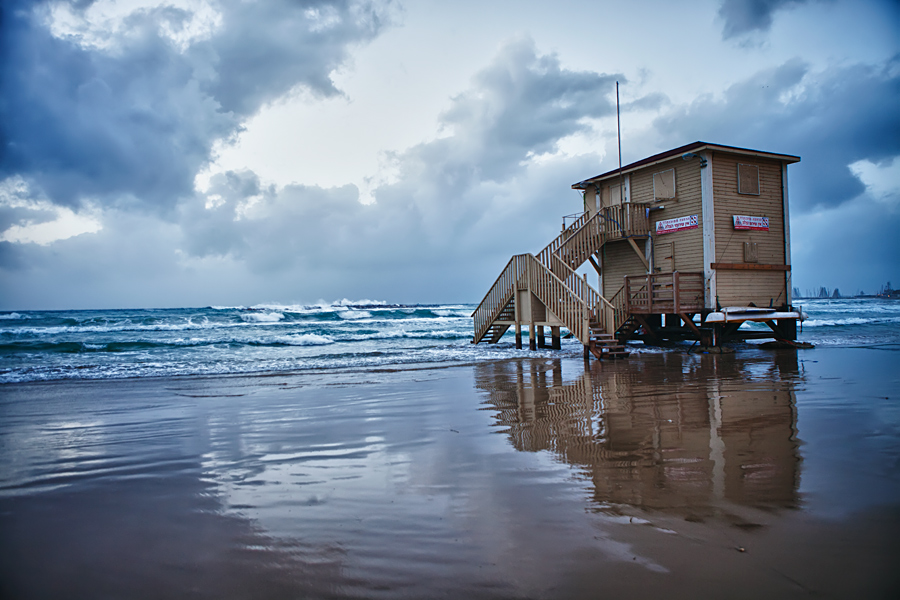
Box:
485;301;515;343
589;328;629;360
472;204;651;357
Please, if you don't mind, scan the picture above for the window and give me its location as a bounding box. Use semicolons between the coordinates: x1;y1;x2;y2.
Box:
738;164;760;195
653;168;676;200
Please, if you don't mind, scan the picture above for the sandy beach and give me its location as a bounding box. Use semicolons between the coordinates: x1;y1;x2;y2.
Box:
1;346;898;599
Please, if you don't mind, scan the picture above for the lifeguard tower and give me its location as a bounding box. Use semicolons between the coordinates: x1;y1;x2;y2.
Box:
472;142;805;357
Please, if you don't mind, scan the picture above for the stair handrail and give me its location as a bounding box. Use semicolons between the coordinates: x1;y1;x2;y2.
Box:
552;203;652;271
608;286;628;332
473;202;652;345
523;254;592;344
546;253;604;320
472;254;527;343
536;211;591;266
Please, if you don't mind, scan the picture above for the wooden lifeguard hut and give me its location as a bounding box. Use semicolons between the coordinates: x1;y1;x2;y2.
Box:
472;142;804;357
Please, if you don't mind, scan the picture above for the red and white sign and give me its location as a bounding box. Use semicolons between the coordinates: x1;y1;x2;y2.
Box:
655;214;698;235
733;215;769;230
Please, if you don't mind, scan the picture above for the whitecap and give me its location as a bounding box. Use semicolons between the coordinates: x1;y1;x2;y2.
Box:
333;298;387;307
803;317;896;327
240;312;285;323
433;309;472;317
337;310;371;320
281;334;334;346
0;312;24;320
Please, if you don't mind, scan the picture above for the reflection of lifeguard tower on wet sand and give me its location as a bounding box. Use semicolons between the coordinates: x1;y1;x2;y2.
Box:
476;354;801;511
472;142;805;357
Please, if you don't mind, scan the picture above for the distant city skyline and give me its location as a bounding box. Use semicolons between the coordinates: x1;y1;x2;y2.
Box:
1;0;898;310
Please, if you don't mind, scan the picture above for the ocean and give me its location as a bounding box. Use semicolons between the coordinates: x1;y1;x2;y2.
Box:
1;298;898;383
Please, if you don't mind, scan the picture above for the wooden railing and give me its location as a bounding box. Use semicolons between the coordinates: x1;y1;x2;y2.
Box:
594;286;628;336
472;254;528;343
624;272;705;314
535;211;590;269
553;203;651;271
472;203;653;344
523;255;591;344
472;252;599;345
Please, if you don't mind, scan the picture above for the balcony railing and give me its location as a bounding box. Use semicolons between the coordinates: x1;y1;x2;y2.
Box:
625;272;705;314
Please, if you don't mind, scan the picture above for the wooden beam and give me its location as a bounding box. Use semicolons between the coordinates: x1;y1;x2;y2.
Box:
678;313;703;338
633;314;660;344
764;319;790;340
627;238;650;271
587;255;602;277
710;263;791;271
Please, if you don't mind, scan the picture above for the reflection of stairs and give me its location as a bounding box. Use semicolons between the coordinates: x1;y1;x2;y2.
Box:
589;327;629;360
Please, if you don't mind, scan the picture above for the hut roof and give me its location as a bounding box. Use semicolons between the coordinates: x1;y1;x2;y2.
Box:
572;141;800;189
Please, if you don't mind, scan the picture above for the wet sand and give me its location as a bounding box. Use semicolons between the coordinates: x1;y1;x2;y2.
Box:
1;347;898;598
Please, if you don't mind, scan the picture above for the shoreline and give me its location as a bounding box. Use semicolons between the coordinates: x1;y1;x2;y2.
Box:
3;339;897;388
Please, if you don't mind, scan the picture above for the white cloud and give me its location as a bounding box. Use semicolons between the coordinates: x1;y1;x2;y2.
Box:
849;156;900;210
0;177;102;245
47;0;223;52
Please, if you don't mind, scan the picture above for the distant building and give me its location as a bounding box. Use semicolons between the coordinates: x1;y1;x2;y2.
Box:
473;142;805;355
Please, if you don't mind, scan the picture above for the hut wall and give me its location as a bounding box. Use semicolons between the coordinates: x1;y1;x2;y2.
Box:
601;240;647;299
711;153;788;307
626;157;705;274
583;187;598;218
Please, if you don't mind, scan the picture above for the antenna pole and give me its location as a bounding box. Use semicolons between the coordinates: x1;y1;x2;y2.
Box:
616;81;623;203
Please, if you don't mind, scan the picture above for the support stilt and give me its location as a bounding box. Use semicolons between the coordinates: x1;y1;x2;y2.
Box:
515;323;522;350
551;326;561;350
529;323;537;351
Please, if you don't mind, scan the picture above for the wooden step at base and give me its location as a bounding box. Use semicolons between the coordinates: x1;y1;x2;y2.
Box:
588;340;630;360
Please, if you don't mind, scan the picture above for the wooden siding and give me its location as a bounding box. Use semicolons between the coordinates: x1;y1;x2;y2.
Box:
711;153;787;306
583;187;598;218
631;157;705;273
602;239;646;298
715;270;790;309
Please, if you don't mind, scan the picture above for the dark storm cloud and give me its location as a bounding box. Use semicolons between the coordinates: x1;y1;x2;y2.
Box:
0;0;389;212
718;0;818;39
2;35;617;303
650;56;900;211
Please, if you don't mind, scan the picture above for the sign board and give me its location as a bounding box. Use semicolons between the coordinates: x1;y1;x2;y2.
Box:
733;215;769;231
655;215;698;235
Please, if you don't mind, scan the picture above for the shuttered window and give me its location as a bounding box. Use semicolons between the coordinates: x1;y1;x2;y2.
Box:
653;169;676;200
738;164;760;195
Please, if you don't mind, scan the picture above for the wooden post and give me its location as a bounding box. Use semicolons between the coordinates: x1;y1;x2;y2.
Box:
537;325;546;348
625;277;631;313
515;323;522;349
551;326;561;350
673;272;681;313
529;322;537;351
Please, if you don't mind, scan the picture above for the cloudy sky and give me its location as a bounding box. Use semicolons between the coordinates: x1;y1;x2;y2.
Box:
1;0;898;309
